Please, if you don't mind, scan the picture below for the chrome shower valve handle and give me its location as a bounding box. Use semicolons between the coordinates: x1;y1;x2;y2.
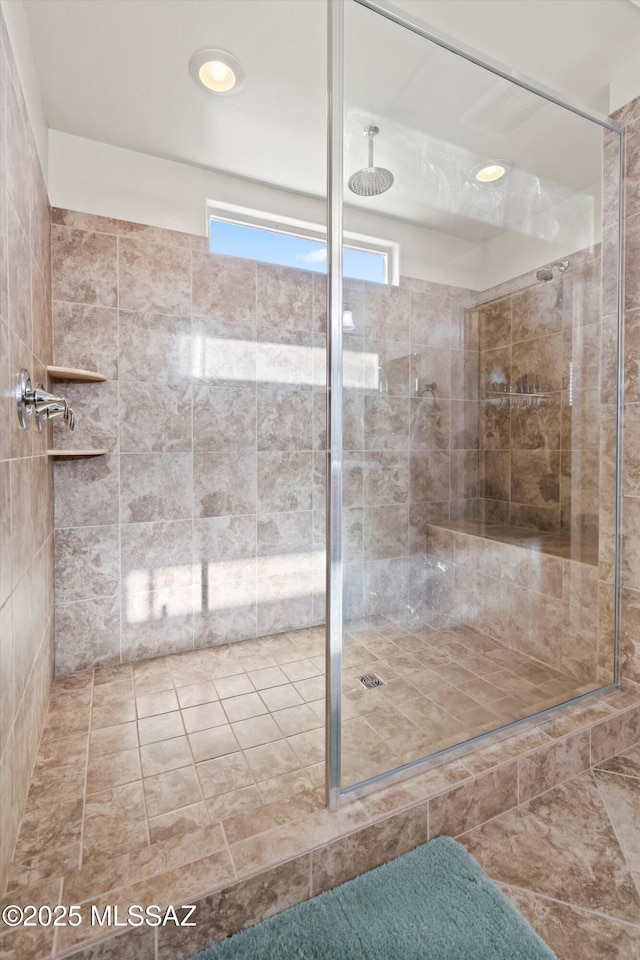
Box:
16;369;76;432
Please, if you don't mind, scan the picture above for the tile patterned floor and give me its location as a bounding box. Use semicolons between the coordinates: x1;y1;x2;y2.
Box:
2;617;596;901
460;744;640;958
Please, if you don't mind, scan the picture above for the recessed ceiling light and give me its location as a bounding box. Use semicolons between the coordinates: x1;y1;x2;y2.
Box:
471;159;512;183
189;48;244;95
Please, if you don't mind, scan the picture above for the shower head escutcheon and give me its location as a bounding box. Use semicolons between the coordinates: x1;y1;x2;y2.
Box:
536;260;569;283
348;126;394;197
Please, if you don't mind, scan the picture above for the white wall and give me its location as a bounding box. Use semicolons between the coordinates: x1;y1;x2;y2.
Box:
48;128;603;294
1;0;47;176
48;130;483;289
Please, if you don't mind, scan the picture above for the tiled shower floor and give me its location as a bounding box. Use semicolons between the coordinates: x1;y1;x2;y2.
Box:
0;619;592;957
4;616;598;907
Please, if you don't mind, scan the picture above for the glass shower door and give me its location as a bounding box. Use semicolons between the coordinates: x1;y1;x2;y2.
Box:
327;0;621;799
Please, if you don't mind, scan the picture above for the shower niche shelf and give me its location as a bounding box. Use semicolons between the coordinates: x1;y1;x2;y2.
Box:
46;365;107;457
47;365;106;382
48;449;107;459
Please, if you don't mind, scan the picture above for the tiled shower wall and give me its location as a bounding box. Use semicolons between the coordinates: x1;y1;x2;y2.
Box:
0;12;54;891
469;250;603;536
50;212;478;673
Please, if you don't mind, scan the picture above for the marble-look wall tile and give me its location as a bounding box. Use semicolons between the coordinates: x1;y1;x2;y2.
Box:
121;519;194;591
363;505;408;560
478;297;511;350
257;387;314;451
7;199;31;347
312;805;428;894
120;453;193;522
590;706;640;764
156;856;311;960
53;303;118;379
194;450;257;518
119;311;192;383
257;452;313;513
118;237;191;315
194;515;256;581
54;455;119;528
518;731;590;802
51;225;117;306
192;251;256;325
193;385;256;450
363;282;411;341
429;763;518;838
55;595;121;675
621;587;640;684
256;262;313;332
120;383;192;452
53;380;119;452
512;279;564;342
1;17;55;891
363;452;409;505
55;524;120;603
409;398;450;450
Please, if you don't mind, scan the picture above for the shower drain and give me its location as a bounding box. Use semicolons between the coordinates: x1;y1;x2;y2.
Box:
357;673;385;689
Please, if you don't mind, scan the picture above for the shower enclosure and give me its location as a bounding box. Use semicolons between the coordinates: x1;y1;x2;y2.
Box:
325;0;622;805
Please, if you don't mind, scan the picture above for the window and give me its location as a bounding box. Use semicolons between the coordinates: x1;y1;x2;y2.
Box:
207;202;399;285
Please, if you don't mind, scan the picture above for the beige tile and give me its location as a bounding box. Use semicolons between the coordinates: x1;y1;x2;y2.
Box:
136;689;179;719
222;692;267;722
518;731;591;802
51;225;117;306
222;790;320;844
197;752;255;799
273;703;321;737
280;658;322;682
176;681;219;708
155;856;310;959
140;735;193;777
247;665;288;689
148;802;211;844
83;817;149;866
312;806;428;895
86;748;141;794
118;236;191;315
206;785;265;820
261;684;305;711
257;768;315;803
429;763;519;838
231;715;282;749
137;711;184;745
182;701;227;733
189;725;240;763
230;804;369;877
144;765;203;818
92;698;136;730
292;675;325;702
215;674;254;699
89;721;138;758
243;740;301;781
287;728;325;767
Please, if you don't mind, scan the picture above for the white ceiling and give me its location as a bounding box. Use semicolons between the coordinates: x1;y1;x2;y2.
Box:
23;0;640;241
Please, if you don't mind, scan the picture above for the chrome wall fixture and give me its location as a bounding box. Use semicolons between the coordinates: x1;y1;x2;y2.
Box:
16;369;75;432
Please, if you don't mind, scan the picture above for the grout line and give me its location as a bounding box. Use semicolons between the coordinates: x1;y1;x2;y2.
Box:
497;880;640;931
77;669;95;871
591;766;640;896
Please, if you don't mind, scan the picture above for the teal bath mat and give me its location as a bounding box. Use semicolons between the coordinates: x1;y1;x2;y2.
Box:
188;836;557;959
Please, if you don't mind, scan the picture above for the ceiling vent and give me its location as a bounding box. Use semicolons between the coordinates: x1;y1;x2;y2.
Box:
459;83;547;138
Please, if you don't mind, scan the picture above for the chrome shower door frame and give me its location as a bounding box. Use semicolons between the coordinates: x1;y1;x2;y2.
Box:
325;0;624;808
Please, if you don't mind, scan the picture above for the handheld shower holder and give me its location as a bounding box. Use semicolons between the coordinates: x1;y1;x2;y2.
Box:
16;369;75;432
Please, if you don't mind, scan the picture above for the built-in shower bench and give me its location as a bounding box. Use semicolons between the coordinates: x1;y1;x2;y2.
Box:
424;519;604;683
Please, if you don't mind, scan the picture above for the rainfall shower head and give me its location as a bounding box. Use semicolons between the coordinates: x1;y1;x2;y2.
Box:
348;126;394;197
536;259;569;283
